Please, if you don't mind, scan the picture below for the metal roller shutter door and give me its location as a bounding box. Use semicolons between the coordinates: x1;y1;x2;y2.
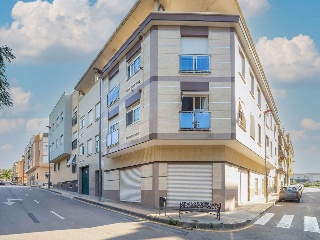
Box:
239;169;248;204
120;167;141;202
167;164;212;207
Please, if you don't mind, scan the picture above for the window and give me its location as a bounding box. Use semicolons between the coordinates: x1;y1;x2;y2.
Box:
61;112;63;122
250;114;255;139
56;117;59;127
95;102;100;120
240;50;245;78
79;143;84;155
270;141;273;157
87;139;92;156
95;135;99;153
54;164;56;172
60;135;64;145
52;142;55;151
107;85;119;106
258;124;262;145
37;173;38;179
257;87;261;107
250;72;254;95
72;109;77;126
238;103;246;131
182;96;208;112
58;162;60;171
80;116;85;129
56;139;59;148
88;109;93;126
127;54;141;78
72;131;77;150
107;118;119;148
255;178;258;195
126;102;140;126
180;37;209;73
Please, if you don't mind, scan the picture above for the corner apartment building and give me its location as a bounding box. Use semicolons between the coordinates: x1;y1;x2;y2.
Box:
74;0;292;211
48;92;77;191
24;133;50;186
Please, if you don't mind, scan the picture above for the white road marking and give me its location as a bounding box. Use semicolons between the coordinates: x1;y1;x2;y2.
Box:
254;213;275;225
25;194;28;196
50;211;65;220
3;198;23;206
277;215;294;228
34;200;39;204
304;216;320;233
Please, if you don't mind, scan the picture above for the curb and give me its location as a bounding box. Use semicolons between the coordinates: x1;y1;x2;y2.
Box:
41;187;62;195
73;196;265;230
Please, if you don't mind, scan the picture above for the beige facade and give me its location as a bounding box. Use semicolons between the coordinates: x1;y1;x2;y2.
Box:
72;0;294;211
24;133;51;186
12;159;26;184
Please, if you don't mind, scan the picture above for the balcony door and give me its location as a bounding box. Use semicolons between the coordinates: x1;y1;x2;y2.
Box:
180;95;210;130
182;96;207;112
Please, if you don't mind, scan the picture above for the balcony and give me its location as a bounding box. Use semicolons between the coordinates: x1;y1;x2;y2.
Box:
107;129;119;148
278;144;286;159
180;55;210;74
179;111;210;130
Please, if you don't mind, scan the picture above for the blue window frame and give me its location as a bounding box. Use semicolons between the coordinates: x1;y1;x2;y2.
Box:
180;55;210;73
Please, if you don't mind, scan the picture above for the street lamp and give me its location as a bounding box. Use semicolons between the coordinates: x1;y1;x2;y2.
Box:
93;67;103;202
264;109;272;203
46;125;51;189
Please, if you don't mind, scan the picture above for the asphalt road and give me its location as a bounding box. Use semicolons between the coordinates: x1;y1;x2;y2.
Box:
1;185;319;240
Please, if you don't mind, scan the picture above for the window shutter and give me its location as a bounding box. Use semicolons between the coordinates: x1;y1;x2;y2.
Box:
250;114;255;139
181;37;208;54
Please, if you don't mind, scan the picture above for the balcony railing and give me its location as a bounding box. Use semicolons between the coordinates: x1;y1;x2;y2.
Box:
107;129;119;148
179;111;210;130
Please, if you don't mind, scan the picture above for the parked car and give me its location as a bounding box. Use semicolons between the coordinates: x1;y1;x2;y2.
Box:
0;180;5;185
279;186;301;203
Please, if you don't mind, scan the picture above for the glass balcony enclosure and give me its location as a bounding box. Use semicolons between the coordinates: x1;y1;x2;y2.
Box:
180;55;210;73
107;129;119;148
180;111;211;130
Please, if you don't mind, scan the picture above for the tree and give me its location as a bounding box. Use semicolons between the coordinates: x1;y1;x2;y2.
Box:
0;169;13;181
0;45;15;109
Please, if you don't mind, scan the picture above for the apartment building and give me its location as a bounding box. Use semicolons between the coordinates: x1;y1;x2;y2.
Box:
24;133;50;186
77;81;101;195
48;92;77;191
12;158;25;184
73;0;293;211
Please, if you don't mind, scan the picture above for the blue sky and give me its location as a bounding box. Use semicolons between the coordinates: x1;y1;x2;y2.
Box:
0;0;319;174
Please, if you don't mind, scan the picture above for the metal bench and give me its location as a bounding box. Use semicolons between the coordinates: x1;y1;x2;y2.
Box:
179;201;221;220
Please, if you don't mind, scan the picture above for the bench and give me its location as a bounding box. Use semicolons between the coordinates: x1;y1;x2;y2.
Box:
179;201;221;220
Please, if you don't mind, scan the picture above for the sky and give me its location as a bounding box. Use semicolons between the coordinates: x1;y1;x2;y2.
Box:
0;0;319;173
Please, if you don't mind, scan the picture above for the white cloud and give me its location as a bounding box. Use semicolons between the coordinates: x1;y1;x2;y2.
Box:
301;118;320;130
26;118;49;133
238;0;271;19
0;0;137;63
0;118;25;133
0;144;13;152
256;35;320;82
271;88;287;100
0;86;32;117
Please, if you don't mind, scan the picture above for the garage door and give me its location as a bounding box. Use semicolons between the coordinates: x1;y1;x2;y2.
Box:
120;167;141;202
167;164;212;207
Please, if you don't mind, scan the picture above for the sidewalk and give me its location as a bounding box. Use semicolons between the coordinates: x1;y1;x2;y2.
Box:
41;187;278;230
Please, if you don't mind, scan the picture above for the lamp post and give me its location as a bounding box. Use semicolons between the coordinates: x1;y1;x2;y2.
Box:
93;67;103;202
264;109;272;203
46;125;51;189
